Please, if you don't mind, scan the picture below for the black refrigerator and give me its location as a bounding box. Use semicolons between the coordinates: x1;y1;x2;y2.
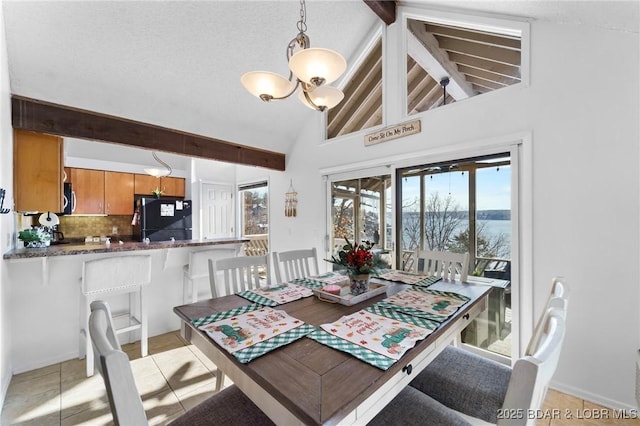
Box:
134;197;192;242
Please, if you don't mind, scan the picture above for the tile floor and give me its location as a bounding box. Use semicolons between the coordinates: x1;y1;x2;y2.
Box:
1;331;638;425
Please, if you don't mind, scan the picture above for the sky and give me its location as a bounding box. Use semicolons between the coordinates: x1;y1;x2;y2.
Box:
401;164;511;211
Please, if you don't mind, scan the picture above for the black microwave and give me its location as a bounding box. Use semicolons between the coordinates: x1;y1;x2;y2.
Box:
60;182;72;215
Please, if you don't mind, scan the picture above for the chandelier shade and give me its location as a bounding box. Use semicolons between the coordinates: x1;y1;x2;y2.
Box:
298;85;344;110
241;71;295;101
240;0;346;112
289;48;347;86
144;152;172;177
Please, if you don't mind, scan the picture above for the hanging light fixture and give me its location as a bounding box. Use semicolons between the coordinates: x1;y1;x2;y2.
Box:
440;77;450;105
144;152;172;177
240;0;346;112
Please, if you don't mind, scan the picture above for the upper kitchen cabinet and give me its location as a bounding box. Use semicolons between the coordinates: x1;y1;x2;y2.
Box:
161;176;185;197
14;130;64;212
105;171;134;215
134;174;185;197
70;168;105;214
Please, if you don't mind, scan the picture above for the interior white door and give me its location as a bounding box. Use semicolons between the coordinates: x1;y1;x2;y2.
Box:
201;183;234;239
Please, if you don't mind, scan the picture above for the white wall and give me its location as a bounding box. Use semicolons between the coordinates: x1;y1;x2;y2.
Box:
251;14;639;410
0;0;12;406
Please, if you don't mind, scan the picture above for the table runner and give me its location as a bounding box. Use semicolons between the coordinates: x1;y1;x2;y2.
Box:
236;283;313;306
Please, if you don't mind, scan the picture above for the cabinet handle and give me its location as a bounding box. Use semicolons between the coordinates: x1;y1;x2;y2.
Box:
402;364;413;375
463;313;470;320
71;191;76;213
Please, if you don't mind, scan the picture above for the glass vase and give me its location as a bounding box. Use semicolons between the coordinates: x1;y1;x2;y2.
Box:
349;274;370;295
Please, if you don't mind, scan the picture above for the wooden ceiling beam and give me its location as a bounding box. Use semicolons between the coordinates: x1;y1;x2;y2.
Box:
11;96;285;171
363;1;396;25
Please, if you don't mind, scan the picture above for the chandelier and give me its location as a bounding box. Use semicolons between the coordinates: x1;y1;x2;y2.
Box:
144;152;172;177
240;0;346;112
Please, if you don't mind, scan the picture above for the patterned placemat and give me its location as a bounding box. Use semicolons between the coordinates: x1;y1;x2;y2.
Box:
378;271;441;287
364;305;439;331
190;303;263;328
236;291;279;306
290;277;329;290
232;324;316;363
306;328;396;370
375;288;470;322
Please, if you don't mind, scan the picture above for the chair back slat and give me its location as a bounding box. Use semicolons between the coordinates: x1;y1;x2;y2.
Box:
272;248;319;283
209;255;270;297
415;250;469;282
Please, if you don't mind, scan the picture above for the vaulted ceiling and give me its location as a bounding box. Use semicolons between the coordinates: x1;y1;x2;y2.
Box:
2;1;638;165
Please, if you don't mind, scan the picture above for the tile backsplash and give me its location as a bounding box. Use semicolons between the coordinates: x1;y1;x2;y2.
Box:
57;215;134;240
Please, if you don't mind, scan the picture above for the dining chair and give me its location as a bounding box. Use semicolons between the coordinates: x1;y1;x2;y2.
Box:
89;300;275;426
272;248;319;283
396;287;568;426
415;249;470;282
80;255;151;377
208;254;271;297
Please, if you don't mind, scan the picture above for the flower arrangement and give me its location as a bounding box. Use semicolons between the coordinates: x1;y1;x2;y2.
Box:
152;187;163;198
326;238;377;277
18;227;51;248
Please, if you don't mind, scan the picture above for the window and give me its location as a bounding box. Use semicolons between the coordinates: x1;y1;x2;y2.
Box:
406;15;523;114
397;153;512;357
331;175;393;267
327;36;383;139
238;181;268;255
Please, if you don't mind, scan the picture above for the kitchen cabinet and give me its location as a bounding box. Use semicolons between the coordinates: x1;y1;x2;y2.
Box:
13;130;64;212
134;174;185;197
70;168;105;214
105;171;134;215
69;169;134;215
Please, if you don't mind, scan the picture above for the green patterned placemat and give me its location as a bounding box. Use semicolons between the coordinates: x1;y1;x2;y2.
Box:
190;303;263;328
236;290;279;307
365;305;439;330
233;324;316;363
306;328;396;371
290;277;328;290
375;288;470;322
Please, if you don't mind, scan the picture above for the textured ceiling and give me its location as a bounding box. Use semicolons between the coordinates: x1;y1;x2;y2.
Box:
3;1;638;159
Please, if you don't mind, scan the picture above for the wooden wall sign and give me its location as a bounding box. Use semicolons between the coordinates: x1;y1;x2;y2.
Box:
364;119;421;146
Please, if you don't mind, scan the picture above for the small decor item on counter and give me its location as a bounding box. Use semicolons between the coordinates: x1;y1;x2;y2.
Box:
18;227;51;248
285;180;297;217
325;238;377;295
322;284;342;296
152;187;163;198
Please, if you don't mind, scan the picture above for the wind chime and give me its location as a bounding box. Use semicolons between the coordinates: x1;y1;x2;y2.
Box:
285;180;298;217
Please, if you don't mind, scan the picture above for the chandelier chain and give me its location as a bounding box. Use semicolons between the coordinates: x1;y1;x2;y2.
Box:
297;0;307;35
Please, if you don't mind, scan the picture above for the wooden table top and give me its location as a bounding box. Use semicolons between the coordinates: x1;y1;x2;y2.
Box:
174;278;493;425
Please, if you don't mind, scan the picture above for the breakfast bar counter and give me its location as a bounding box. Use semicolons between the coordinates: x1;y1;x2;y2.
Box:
2;237;250;374
3;237;249;259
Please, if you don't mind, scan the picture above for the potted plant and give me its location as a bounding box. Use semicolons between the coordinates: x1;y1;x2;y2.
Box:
326;239;378;295
18;227;51;248
152;187;163;198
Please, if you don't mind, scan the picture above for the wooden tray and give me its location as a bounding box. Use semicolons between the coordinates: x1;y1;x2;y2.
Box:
313;282;388;306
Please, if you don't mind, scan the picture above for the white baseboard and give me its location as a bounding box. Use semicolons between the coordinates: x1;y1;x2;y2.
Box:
550;380;638;412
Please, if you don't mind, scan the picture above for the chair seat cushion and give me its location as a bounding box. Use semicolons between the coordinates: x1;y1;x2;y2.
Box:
369;385;473;426
169;385;274;426
409;346;511;423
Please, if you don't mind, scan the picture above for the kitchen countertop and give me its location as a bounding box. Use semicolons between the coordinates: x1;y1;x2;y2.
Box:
3;237;249;260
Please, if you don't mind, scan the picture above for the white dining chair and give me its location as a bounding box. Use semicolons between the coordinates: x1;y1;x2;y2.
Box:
89;300;275;426
208;254;271;297
415;249;470;282
272;248;319;283
80;255;151;377
388;278;569;426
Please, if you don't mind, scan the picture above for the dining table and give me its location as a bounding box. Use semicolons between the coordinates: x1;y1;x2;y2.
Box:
173;272;494;425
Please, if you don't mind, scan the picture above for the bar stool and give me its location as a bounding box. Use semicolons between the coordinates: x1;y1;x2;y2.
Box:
183;248;236;303
80;255;151;377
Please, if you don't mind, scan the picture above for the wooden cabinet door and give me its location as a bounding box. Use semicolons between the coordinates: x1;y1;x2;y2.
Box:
161;177;185;197
105;171;134;215
13;130;64;212
134;174;160;196
70;168;105;214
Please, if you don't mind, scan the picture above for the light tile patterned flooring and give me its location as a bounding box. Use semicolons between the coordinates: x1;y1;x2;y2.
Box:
2;331;638;425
